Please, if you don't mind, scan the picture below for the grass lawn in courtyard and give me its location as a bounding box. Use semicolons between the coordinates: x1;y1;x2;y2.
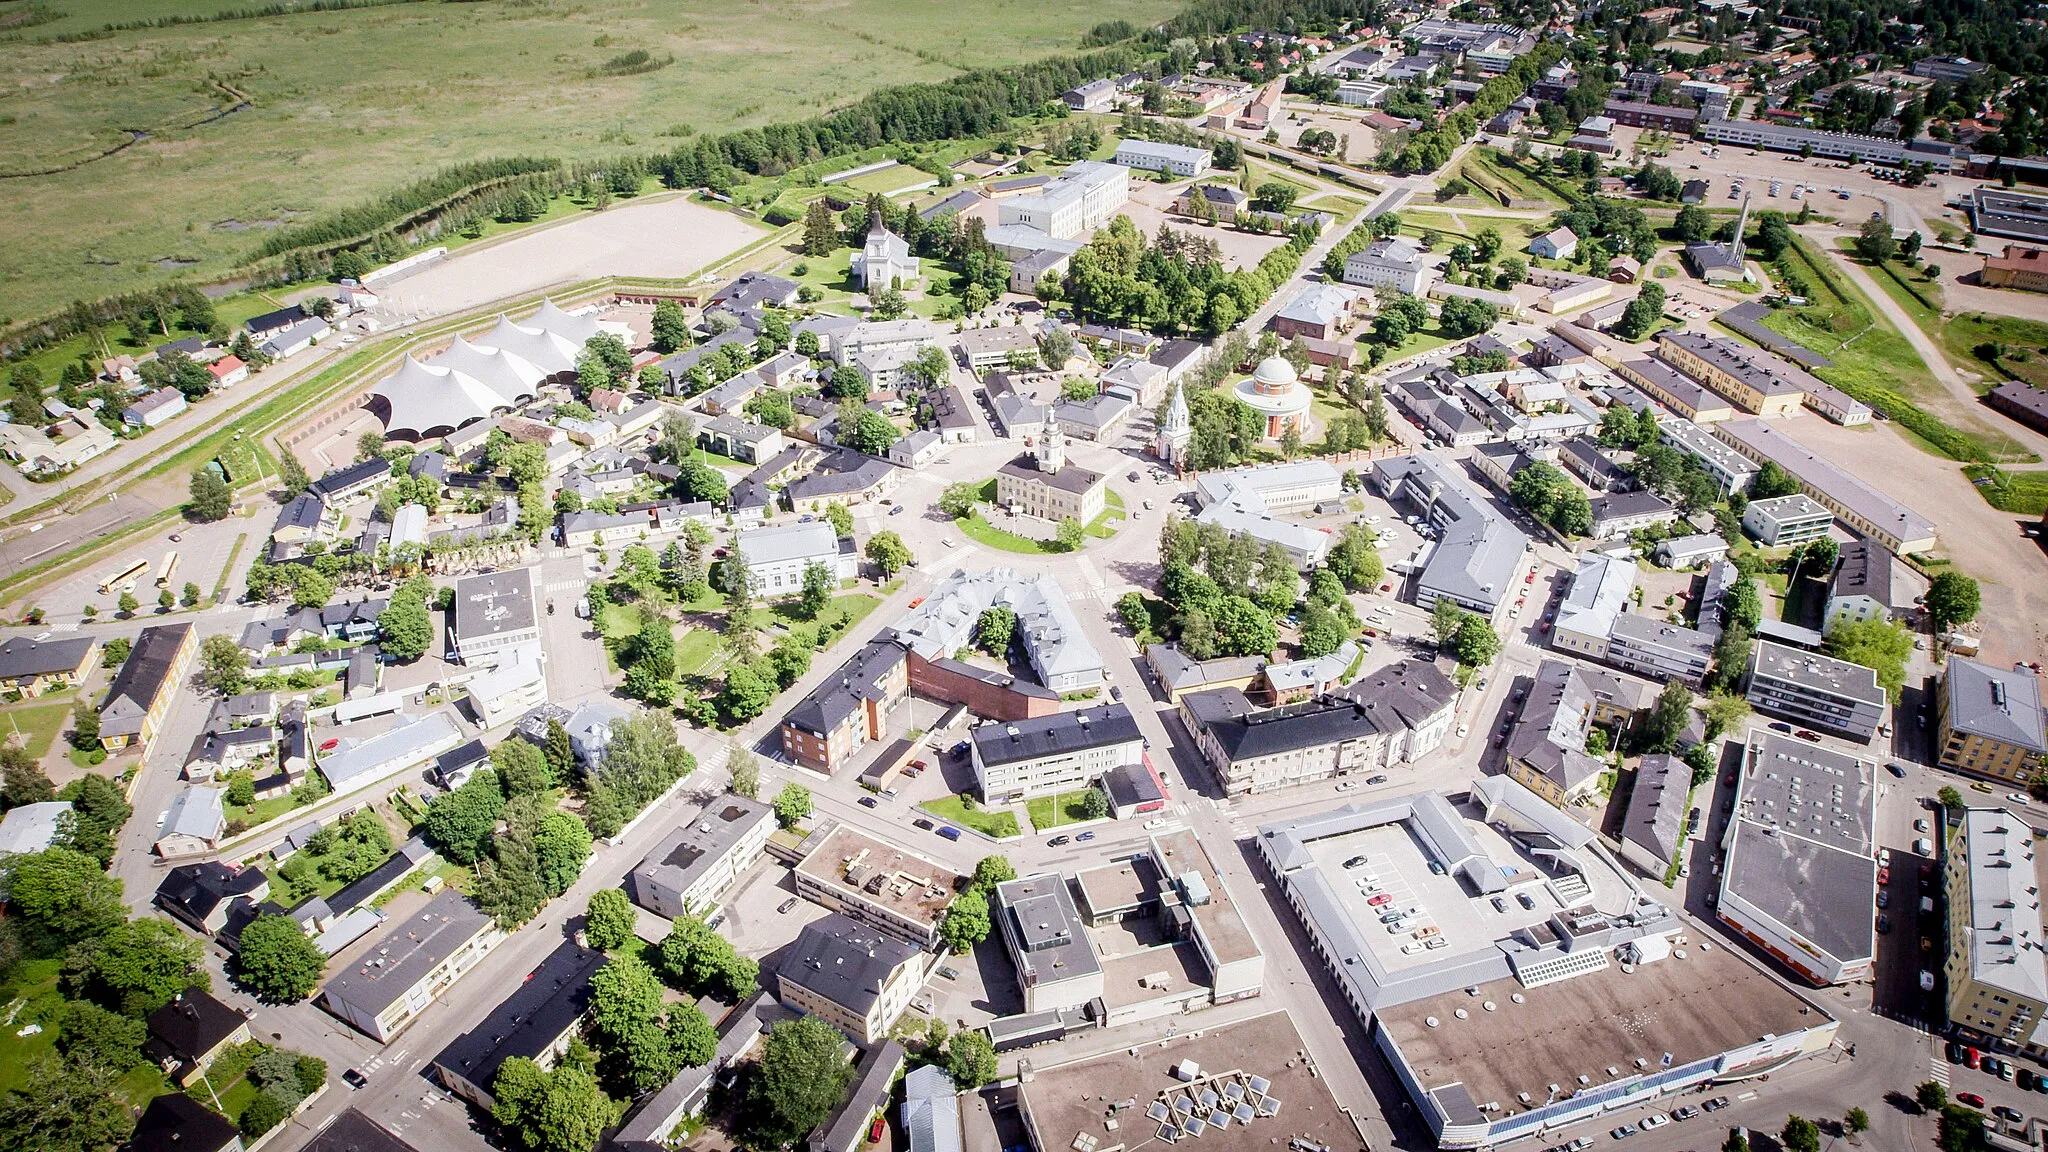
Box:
916;794;1019;839
0;700;74;760
1026;789;1101;832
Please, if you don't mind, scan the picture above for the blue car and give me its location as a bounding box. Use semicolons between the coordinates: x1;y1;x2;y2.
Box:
1076;831;1096;842
938;826;962;841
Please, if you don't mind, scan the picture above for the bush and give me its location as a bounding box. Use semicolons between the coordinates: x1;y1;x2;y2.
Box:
239;1093;289;1138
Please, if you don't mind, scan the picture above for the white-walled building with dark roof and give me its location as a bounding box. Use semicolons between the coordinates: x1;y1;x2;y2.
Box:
970;705;1144;804
624;794;775;921
774;912;928;1043
1372;454;1530;623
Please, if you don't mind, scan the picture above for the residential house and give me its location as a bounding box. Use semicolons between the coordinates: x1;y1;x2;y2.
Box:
123;388;188;429
774;915;928;1044
0;634;97;697
1529;227;1579;261
1742;494;1832;546
127;1094;242;1152
145;988;252;1088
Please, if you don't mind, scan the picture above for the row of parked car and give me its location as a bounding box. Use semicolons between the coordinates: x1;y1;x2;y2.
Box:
1608;1098;1734;1140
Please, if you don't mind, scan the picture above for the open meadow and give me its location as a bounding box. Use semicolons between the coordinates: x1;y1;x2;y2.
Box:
0;0;1177;323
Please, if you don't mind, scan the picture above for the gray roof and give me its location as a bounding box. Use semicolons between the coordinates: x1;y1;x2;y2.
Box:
993;874;1102;987
1749;640;1887;710
1620;753;1689;867
903;1065;962;1152
0;802;71;855
736;521;844;568
101;623;193;736
453;567;537;643
1720;733;1876;968
1371;455;1529;611
1945;658;2048;753
1714;419;1936;547
323;889;493;1017
626;794;775;912
300;1109;422;1152
318;711;463;791
1147;645;1266;694
972;705;1139;768
779;913;920;1018
0;635;96;681
1956;808;2048;1003
1830;540;1893;607
1187;689;1383;761
813;1039;907;1152
429;939;604;1099
1660;331;1814;397
1589;488;1677;528
309;457;392;501
162;787;225;841
893;569;1101;684
1507;659;1605;793
782;636;909;737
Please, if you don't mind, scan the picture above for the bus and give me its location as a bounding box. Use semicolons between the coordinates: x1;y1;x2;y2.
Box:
156;551;180;589
98;559;149;596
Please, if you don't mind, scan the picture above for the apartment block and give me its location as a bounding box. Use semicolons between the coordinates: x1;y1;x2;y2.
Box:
1742;494;1833;546
321;891;507;1043
1745;639;1888;741
625;794;776;921
1937;658;2048;784
1942;808;2048;1054
778;636;910;774
970;705;1144;804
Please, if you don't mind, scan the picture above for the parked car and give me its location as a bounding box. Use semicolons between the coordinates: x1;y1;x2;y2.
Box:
913;818;934;830
1768;722;1794;733
1344;856;1369;869
1609;1125;1636;1140
778;897;799;914
938;826;962;841
1369;893;1392;907
1049;835;1070;847
1888;762;1909;778
1959;1093;1987;1109
1994;1106;2026;1124
1366;774;1388;785
1517;892;1536;909
1075;831;1095;842
1639;1114;1669;1130
1491;896;1507;912
1672;1106;1699;1121
858;795;878;808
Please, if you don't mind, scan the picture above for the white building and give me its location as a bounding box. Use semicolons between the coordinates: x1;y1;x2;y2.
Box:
853;221;920;292
1112;139;1213;178
1190;459;1343;568
462;645;547;729
1551;552;1636;661
733;521;858;596
1742;494;1833;546
1341;237;1431;296
625;793;776;921
996;161;1130;241
322;889;506;1043
451;568;541;667
970;704;1144;804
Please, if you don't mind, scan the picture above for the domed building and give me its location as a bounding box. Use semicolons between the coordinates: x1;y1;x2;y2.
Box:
1232;355;1312;442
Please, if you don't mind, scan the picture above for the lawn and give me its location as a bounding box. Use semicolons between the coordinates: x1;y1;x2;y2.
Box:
838;164;937;197
1754;235;2036;465
1459;148;1572;208
226;792;308;829
1025;789;1100;832
0;0;1180;324
1964;465;2048;515
0;958;171;1108
957;510;1080;555
673;625;724;678
0;700;74;760
1085;489;1127;540
1844;246;2048;394
916;794;1020;839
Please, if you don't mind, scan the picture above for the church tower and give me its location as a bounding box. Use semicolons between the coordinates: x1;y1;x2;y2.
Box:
1036;419;1067;474
1156;381;1191;470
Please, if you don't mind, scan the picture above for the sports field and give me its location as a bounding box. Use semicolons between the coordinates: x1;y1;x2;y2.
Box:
0;0;1176;323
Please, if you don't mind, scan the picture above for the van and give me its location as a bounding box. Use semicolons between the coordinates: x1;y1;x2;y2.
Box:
1916;837;1935;856
938;826;962;842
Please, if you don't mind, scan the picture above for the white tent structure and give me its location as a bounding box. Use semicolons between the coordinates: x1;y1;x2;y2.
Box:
428;336;544;408
369;356;513;440
473;315;583;376
528;298;603;346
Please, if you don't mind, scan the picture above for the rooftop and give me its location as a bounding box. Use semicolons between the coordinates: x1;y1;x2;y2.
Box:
994;874;1103;988
1371;455;1528;609
430;939;604;1096
781;635;909;738
629;794;775;905
453;568;537;642
1750;639;1887;709
972;705;1140;768
1376;932;1825;1124
1715;418;1936;547
779;913;921;1016
322;889;494;1016
736;521;843;568
795;825;966;932
1619;753;1689;867
1720;731;1877;966
1945;658;2048;753
1956;808;2048;1004
1150;827;1260;966
1017;1013;1353;1152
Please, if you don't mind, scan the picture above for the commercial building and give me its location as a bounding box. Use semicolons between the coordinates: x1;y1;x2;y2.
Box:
1942;808;2048;1055
993;874;1104;1013
1716;731;1877;985
1372;454;1530;624
1550;552;1635;661
1178;661;1457;795
1605;613;1715;687
321;890;507;1043
430;940;604;1109
99;623;196;754
778;635;910;774
1745;639;1888;741
1143;828;1265;1002
1714;419;1938;553
1256;790;1837;1148
995;161;1129;241
625;794;776;921
970;705;1143;804
1189;459;1342;567
1602;97;1697;132
775;913;928;1043
317;711;465;796
1699;117;1922;166
1113;139;1212;177
1972;186;2048;244
734;522;859;596
1937;658;2048;783
1743;493;1833;546
450;568;540;666
0;634;97;697
793;825;966;947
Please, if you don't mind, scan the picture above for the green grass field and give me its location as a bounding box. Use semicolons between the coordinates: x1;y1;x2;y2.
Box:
916;794;1019;839
1025;789;1098;831
0;700;74;760
0;0;1178;324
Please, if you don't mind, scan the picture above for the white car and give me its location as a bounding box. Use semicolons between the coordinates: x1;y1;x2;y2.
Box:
1457;724;1470;738
1640;1114;1671;1130
2010;793;2032;805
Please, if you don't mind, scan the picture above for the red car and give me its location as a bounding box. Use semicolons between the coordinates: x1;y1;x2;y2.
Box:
1368;893;1391;907
1877;867;1890;885
319;738;340;752
1968;1048;1983;1069
1959;1092;1987;1109
869;1117;886;1143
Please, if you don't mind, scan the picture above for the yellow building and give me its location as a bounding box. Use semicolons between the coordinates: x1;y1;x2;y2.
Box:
1657;332;1809;417
1937;658;2048;783
994;424;1107;526
0;635;99;698
99;623;196;755
1943;808;2048;1053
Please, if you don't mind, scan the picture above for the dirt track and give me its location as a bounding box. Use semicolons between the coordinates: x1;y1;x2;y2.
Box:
371;195;768;321
1773;414;2048;666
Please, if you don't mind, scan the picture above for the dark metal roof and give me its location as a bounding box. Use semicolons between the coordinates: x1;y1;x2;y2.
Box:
430;939;605;1099
970;704;1140;768
779;914;920;1018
